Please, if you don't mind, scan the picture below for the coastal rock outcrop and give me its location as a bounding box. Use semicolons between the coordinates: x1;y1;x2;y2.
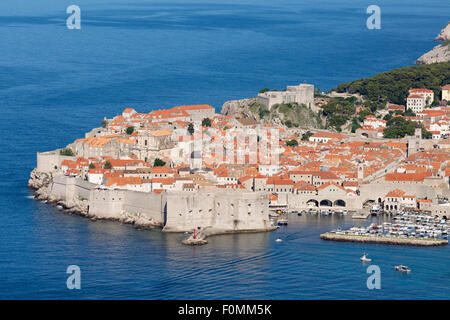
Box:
435;22;450;41
220;97;321;129
220;97;259;118
417;22;450;64
28;168;52;189
416;44;450;65
28;171;162;229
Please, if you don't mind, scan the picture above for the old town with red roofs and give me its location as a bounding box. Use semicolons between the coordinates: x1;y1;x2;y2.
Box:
32;85;450;221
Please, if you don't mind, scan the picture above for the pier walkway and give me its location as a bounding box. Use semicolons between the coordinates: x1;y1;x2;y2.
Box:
320;233;448;246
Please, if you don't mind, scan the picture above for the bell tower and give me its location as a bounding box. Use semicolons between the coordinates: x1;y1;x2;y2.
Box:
407;126;422;157
358;163;364;180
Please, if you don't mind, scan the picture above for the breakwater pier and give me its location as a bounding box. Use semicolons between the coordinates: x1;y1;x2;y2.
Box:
320;233;448;246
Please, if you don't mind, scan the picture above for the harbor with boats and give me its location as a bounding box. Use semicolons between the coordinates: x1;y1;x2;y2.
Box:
320;212;449;246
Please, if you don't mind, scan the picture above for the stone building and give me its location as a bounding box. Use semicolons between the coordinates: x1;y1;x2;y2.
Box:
172;104;216;122
135;129;174;160
442;84;450;102
407;95;426;113
409;89;434;105
257;84;315;110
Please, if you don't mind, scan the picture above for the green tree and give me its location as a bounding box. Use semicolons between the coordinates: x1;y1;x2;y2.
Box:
187;123;194;135
89;163;96;170
284;120;293;128
383;117;418;138
202;118;211;127
258;106;270;119
357;109;373;122
322;97;356;131
259;88;270;94
334;62;450;105
101;119;108;128
286;139;298;147
301;131;313;141
60;148;74;156
383;113;393;121
153;158;166;167
126;126;135;135
351;118;362;133
104;160;112;170
422;127;432;139
404;108;416;117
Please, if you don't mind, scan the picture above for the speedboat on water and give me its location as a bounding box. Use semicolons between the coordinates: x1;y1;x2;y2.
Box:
395;265;411;273
275;238;283;243
360;253;372;262
277;218;288;226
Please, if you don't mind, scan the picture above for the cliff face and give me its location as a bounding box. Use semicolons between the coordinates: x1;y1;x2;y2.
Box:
435;22;450;41
28;168;52;189
220;97;322;129
417;22;450;64
221;97;259;119
417;43;450;64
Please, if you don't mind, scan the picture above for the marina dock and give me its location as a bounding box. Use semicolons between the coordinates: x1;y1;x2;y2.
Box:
320;233;448;246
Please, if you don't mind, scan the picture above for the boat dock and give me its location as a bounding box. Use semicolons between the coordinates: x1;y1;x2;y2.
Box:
320;233;448;246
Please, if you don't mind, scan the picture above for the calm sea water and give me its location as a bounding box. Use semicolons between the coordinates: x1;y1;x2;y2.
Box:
0;0;449;299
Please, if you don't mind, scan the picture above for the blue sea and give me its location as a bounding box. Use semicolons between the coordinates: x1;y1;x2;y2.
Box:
0;0;449;299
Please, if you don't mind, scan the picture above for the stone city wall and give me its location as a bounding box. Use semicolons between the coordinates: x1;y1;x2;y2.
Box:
164;190;273;233
37;151;75;173
360;181;437;201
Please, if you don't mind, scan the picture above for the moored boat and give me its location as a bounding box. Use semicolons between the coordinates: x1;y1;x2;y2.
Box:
360;253;372;262
395;265;411;273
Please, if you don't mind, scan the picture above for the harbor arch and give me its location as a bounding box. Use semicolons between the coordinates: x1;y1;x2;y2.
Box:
320;199;332;207
307;199;319;207
363;199;375;207
333;199;346;207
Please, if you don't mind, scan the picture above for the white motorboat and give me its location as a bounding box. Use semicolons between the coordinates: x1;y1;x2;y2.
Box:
275;238;283;242
360;253;372;262
395;265;411;273
277;218;288;226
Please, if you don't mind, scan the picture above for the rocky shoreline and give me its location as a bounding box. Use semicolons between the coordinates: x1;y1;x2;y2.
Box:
320;233;448;247
416;22;450;64
28;168;161;230
28;169;277;241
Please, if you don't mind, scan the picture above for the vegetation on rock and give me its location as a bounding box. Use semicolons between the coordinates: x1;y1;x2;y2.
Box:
60;148;74;156
383;117;432;139
333;62;450;105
